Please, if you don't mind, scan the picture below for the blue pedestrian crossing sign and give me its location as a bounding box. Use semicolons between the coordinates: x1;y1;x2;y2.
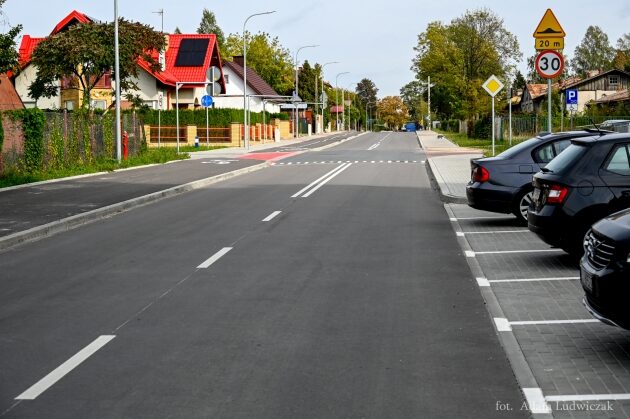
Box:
566;89;578;105
201;95;213;107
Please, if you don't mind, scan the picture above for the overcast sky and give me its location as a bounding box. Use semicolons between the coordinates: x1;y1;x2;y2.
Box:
3;0;630;96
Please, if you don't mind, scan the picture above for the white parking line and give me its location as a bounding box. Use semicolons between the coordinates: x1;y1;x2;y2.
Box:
262;211;282;222
197;247;233;269
468;249;564;256
494;317;600;332
461;230;530;235
546;394;630;402
16;335;116;400
489;277;578;283
523;388;552;414
476;277;491;287
451;216;512;220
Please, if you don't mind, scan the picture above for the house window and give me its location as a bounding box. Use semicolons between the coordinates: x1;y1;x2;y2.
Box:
224;74;229;84
65;100;74;110
609;75;619;87
91;100;107;110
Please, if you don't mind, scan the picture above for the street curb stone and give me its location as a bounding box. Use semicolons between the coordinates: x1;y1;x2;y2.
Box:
0;162;268;252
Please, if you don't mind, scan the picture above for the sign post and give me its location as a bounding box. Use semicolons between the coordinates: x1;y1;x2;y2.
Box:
201;94;214;147
482;75;504;156
533;9;565;134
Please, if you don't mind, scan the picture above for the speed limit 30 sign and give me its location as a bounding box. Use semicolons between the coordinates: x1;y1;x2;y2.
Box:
535;50;564;79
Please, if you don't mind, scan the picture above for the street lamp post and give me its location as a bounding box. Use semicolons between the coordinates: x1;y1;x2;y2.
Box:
335;72;349;132
243;11;276;151
344;82;355;131
420;75;435;130
294;45;318;138
365;101;375;131
316;61;338;134
114;0;121;162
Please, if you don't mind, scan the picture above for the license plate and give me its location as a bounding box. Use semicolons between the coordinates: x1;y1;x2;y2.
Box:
580;269;593;292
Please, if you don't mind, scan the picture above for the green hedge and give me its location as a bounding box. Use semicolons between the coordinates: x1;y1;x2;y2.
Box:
141;109;289;127
17;109;46;173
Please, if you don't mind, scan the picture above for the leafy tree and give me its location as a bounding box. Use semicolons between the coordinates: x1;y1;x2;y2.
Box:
613;33;630;71
377;96;409;128
29;19;165;109
297;60;317;104
411;9;520;120
572;26;615;76
174;27;182;34
197;8;225;48
400;80;427;122
223;31;293;95
356;78;378;111
0;0;22;74
526;55;545;83
511;70;526;91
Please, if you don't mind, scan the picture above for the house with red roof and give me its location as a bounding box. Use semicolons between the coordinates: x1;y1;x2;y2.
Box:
12;10;227;112
213;56;281;113
0;74;24;110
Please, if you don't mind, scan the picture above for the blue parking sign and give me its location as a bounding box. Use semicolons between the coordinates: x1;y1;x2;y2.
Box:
566;89;578;105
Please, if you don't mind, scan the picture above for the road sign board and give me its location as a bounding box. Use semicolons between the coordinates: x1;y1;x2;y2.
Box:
566;89;578;105
533;9;565;38
206;82;221;96
535;37;564;51
207;66;221;82
201;95;213;107
482;75;504;97
535;50;564;79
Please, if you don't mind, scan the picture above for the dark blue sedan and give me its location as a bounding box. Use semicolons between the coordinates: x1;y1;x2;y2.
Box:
466;130;605;223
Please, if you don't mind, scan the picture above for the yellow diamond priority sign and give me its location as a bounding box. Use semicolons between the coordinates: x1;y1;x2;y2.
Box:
482;75;504;97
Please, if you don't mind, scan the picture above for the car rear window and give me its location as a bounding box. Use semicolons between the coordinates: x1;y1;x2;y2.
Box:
497;137;539;158
544;143;588;174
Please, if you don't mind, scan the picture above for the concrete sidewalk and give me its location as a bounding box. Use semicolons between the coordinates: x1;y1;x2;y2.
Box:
417;130;483;203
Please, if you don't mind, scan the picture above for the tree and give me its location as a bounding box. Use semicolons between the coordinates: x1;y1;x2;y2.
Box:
197;8;225;49
512;70;526;91
400;80;427;122
0;0;22;74
377;96;409;129
411;8;521;120
173;27;182;34
613;33;630;71
223;31;293;95
572;26;615;76
297;60;317;103
356;78;378;112
29;19;166;109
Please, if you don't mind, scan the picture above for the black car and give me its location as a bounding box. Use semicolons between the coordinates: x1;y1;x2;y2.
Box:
466;131;600;223
581;208;630;329
528;133;630;255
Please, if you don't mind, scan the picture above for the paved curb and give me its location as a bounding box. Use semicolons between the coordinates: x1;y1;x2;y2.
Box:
0;162;268;252
424;159;468;204
444;204;553;419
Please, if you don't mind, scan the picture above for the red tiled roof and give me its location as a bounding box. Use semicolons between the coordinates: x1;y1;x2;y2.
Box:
0;74;24;110
527;84;548;100
50;10;94;35
593;89;630;104
330;105;345;113
223;57;279;97
17;35;44;69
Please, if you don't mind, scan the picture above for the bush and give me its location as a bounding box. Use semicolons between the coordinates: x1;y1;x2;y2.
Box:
17;109;46;173
472;117;492;140
141;109;289;126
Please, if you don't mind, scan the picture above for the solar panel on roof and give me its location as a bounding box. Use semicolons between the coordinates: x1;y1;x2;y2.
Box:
175;39;209;67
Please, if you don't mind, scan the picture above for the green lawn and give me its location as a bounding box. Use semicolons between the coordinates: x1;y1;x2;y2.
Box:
0;147;189;188
435;130;531;156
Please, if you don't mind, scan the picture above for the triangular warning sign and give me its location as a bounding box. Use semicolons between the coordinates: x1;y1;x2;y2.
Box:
533;9;565;38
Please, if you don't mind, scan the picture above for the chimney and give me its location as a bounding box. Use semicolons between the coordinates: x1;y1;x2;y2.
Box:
233;55;244;67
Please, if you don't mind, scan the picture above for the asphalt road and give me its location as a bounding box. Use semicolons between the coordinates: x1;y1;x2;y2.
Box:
0;132;527;418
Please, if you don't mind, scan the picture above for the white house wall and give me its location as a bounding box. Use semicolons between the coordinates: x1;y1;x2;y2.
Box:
14;65;59;109
212;66;281;114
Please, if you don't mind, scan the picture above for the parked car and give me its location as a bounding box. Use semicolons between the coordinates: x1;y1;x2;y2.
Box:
600;119;630;133
528;133;630;255
466;131;601;223
581;208;630;329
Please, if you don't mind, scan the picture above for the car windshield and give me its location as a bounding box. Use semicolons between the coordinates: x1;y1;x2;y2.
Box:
496;137;539;158
544;143;588;174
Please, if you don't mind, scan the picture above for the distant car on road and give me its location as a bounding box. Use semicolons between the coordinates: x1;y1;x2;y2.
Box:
528;132;630;255
581;208;630;329
404;122;417;132
466;131;600;223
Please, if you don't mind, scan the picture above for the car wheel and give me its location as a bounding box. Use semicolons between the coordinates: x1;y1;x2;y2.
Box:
512;189;534;224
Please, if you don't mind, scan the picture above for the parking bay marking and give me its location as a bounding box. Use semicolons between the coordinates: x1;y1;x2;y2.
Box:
494;317;600;331
465;249;564;257
16;335;116;400
457;230;529;236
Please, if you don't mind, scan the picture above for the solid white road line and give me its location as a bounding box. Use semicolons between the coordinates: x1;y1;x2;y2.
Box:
546;394;630;402
476;277;491;287
302;163;352;198
262;211;282;222
461;230;530;235
291;163;348;198
197;247;233;269
468;249;564;256
16;335;116;400
523;388;552;414
465;250;476;258
452;216;512;220
510;319;600;326
489;277;578;283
